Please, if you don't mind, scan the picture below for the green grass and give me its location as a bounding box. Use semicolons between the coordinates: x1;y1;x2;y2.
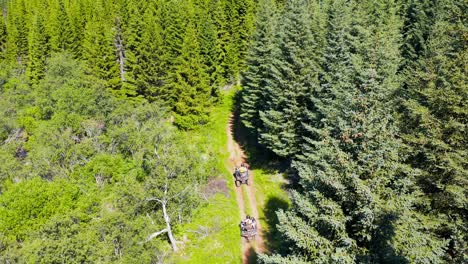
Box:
251;168;290;253
171;91;242;264
172;90;290;263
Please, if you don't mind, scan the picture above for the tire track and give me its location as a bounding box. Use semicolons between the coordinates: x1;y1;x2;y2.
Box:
227;114;265;263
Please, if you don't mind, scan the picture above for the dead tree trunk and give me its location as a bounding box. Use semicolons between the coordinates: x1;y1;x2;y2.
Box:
114;17;126;82
161;200;178;252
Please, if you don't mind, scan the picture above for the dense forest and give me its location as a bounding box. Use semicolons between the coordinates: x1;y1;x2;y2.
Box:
0;0;466;263
241;0;466;263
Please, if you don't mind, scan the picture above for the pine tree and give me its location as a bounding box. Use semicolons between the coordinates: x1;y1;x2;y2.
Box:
262;0;447;262
240;0;278;131
197;0;223;96
172;19;211;130
82;3;122;95
5;0;28;64
258;0;320;157
131;2;168;101
400;0;467;261
27;14;47;84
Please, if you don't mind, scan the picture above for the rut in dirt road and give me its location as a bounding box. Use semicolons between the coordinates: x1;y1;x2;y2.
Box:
227;114;265;263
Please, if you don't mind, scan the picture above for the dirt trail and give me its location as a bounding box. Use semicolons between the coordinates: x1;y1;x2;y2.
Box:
226;114;265;263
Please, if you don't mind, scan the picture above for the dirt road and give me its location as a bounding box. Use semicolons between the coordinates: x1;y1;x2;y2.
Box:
226;114;265;263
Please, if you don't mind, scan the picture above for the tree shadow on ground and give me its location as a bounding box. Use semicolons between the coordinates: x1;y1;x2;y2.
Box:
245;246;258;264
230;91;290;175
262;196;290;254
230;90;294;257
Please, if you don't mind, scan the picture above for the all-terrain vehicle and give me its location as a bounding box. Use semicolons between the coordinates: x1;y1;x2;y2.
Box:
240;215;257;241
233;163;249;187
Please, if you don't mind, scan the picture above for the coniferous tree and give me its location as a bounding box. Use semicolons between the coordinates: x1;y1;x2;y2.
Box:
258;0;320;157
400;0;467;261
197;0;223;96
67;0;86;57
82;7;122;95
262;0;447;262
172;20;211;130
209;0;229;84
46;0;73;52
401;0;437;66
6;0;28;64
222;0;255;81
240;0;278;131
132;2;168;101
27;15;47;84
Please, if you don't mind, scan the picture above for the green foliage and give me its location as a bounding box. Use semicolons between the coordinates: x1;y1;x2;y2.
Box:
258;0;322;157
240;0;278;131
400;0;468;261
2;0;258;128
0;53;214;262
246;0;464;262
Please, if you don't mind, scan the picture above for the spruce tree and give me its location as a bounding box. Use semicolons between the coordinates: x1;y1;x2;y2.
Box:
172;20;211;130
262;0;447;262
82;8;122;95
27;15;48;84
46;0;73;52
197;1;223;96
6;0;28;64
258;0;320;157
240;0;277;131
400;0;467;261
132;2;168;101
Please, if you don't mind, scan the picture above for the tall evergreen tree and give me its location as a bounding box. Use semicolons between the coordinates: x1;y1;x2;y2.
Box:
258;0;320;157
197;0;224;96
82;6;122;95
172;20;211;130
5;0;28;64
240;0;278;131
27;14;47;84
400;0;467;261
262;0;447;262
131;2;168;101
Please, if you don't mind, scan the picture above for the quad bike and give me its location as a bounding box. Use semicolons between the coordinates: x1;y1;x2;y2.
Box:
234;166;249;187
240;217;257;241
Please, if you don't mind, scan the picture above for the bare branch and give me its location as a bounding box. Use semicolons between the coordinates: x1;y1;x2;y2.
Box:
140;228;168;244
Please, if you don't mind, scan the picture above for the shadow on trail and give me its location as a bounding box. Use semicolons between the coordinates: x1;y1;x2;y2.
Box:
230;91;289;175
231;90;293;257
263;196;290;253
245;247;258;264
